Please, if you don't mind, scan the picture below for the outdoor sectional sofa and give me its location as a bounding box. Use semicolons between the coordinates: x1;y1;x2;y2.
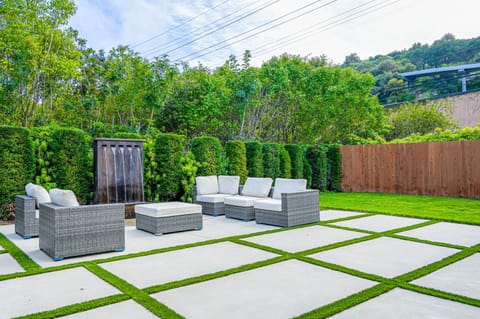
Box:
194;175;241;216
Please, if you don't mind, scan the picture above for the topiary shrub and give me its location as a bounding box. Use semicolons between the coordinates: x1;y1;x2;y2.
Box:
143;134;159;202
191;136;222;176
180;151;199;203
154;133;185;201
49;128;93;204
0;126;35;220
279;145;291;179
262;143;281;180
326;144;342;191
284;144;304;179
31;126;56;190
245;141;263;177
225;140;248;184
306;145;327;190
303;154;312;188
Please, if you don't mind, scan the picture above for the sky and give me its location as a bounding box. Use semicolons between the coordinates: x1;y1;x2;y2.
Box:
69;0;480;68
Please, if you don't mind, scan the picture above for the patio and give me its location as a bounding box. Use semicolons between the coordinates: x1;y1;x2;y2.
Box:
0;210;479;318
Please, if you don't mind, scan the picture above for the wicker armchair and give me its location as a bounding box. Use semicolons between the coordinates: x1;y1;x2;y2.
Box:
39;202;125;261
15;195;39;239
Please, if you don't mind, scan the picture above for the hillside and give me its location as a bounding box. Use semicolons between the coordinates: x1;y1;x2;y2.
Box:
342;34;480;104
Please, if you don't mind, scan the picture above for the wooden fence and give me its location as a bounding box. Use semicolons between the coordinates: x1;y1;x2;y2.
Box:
340;140;480;199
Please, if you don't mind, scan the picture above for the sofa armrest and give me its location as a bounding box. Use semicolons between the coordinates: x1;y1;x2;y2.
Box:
281;189;320;215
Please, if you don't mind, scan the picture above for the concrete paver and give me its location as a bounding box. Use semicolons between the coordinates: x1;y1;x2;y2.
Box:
320;210;368;221
309;237;459;278
100;242;277;288
152;259;376;319
330;288;480;318
398;222;480;247
332;215;427;232
0;267;120;319
61;300;158;319
0;253;24;275
244;225;367;253
412;253;480;299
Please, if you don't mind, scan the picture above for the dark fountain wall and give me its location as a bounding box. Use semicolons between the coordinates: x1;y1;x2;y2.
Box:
94;138;145;205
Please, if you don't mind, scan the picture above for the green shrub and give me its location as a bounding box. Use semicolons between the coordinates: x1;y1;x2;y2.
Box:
225;140;248;184
284;144;303;179
48;128;93;204
306;145;327;190
303;155;312;188
389;125;480;144
31;127;56;190
279;145;291;178
326;144;342;192
143;134;160;202
0;126;34;219
191;137;222;176
112;132;144;139
180;152;199;203
262;143;281;180
245;141;263;177
154;133;185;201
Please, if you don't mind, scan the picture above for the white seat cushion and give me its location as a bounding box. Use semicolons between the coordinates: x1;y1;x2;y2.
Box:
195;176;219;195
254;199;282;212
49;188;79;207
224;195;263;207
272;178;307;199
241;177;273;198
135;202;202;217
218;175;240;195
196;194;234;203
25;183;51;208
35;209;39;219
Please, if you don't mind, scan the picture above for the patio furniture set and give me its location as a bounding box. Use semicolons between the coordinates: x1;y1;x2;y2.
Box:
15;176;319;261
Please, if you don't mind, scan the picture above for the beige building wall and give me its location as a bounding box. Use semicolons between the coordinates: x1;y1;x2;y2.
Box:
445;91;480;128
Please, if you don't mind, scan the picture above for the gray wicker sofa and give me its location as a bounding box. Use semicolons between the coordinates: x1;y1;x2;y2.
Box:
39;202;125;261
194;175;240;216
15;195;39;238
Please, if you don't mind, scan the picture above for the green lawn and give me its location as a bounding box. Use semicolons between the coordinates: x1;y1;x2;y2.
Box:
320;192;480;225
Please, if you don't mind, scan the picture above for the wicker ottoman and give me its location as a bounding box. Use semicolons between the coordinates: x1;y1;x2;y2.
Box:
135;202;203;235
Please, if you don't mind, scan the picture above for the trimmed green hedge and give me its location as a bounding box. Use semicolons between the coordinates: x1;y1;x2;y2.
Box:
326;144;342;191
306;145;327;190
245;141;263;177
112;132;144;139
279;145;291;179
191;137;222;176
0;126;35;219
225;140;248;184
262;143;281;180
303;155;312;188
284;144;303;179
154;133;185;201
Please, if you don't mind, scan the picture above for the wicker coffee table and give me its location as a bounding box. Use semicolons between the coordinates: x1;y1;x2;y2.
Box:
135;202;203;235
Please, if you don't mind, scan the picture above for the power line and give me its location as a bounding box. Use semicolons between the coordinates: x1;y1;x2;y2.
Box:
132;0;231;49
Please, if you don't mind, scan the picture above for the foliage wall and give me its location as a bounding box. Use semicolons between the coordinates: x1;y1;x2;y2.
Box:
154;133;185;201
191;137;222;176
225;141;248;184
306;145;328;191
262;143;281;181
245;141;264;177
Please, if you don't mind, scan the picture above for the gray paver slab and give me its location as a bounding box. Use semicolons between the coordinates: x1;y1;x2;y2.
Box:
332;214;427;232
152;259;376;319
0;253;24;275
244;225;368;253
192;216;277;239
101;242;277;288
309;237;459;278
61;300;158;319
0;267;120;319
320;210;369;221
399;222;480;247
331;288;480;318
412;253;480;299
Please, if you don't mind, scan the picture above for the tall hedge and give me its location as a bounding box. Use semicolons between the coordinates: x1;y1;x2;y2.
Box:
0;126;34;219
245;141;263;177
262;143;281;180
284;144;304;179
154;133;185;201
191;137;222;176
326;144;342;191
303;155;312;188
306;145;327;190
48;128;93;204
225;140;248;184
279;145;291;179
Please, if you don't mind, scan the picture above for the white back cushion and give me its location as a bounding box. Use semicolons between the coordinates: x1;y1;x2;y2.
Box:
272;178;307;199
25;183;51;208
195;176;219;195
49;188;80;207
218;175;240;194
241;177;273;198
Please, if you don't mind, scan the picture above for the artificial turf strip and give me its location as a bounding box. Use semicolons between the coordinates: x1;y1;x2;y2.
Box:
294;283;396;319
389;234;468;250
84;263;183;319
0;249;7;254
13;294;129;319
0;232;40;272
321;192;480;225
